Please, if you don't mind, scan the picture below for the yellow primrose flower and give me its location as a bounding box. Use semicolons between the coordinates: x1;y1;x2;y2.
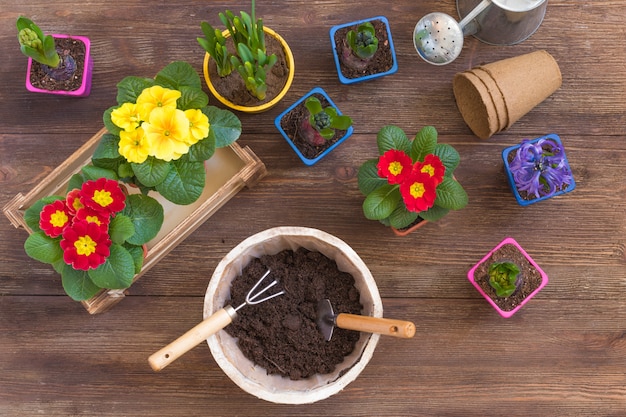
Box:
119;127;150;163
111;102;142;132
184;109;210;146
136;85;181;121
142;107;191;161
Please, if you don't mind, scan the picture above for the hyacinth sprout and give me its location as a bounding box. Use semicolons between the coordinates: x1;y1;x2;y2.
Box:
346;22;379;60
488;261;521;298
17;17;60;68
509;137;573;200
300;96;353;146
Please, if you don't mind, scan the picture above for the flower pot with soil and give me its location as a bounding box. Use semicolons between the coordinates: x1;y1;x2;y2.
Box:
275;87;353;166
467;237;549;318
17;16;93;97
203;226;384;404
330;16;398;85
358;125;468;235
198;1;295;113
502;133;575;206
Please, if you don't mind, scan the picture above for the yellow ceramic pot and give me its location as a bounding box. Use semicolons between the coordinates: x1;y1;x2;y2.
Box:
203;27;295;114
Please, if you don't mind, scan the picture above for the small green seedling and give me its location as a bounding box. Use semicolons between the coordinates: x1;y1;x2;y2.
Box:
346;22;378;60
488;261;521;298
17;16;60;68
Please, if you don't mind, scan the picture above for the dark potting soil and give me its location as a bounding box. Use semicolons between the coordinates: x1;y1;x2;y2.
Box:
333;18;394;79
279;93;348;160
207;34;290;107
472;243;543;312
29;37;86;92
225;248;362;380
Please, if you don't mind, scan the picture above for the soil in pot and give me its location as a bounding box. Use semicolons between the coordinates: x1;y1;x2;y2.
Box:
225;248;362;380
207;34;290;107
279;93;349;160
29;37;87;92
472;243;543;312
333;18;394;80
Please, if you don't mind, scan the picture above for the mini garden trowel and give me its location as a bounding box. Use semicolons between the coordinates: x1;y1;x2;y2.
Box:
316;298;416;341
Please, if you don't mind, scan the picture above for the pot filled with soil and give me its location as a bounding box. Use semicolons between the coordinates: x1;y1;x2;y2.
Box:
204;226;383;404
467;237;549;318
330;16;398;84
275;87;353;166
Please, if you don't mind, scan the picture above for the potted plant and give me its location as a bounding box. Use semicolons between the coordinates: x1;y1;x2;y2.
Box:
330;16;398;85
502;133;575;206
198;0;295;113
17;16;93;97
22;169;164;302
274;87;353;166
93;61;243;205
357;125;468;236
467;237;549;318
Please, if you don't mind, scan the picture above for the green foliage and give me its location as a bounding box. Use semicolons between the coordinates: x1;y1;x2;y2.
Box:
94;61;242;205
16;16;60;68
304;96;353;140
488;261;521;298
346;22;379;60
357;125;468;229
197;0;278;100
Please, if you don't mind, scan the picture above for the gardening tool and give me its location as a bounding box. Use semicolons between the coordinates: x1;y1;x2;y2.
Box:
316;298;416;341
149;269;284;371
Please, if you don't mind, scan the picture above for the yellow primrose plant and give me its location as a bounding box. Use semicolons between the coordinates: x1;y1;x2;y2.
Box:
93;61;242;205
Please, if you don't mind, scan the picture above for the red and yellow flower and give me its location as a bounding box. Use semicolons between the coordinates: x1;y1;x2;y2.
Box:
414;154;445;185
65;189;84;214
79;178;126;215
40;200;73;238
377;150;413;185
74;207;110;232
60;220;111;270
400;171;437;213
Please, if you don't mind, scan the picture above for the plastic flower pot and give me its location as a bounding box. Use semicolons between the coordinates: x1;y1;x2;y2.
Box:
203;27;295;114
391;218;429;237
502;133;575;206
330;16;398;85
274;87;354;166
467;237;549;318
25;34;93;97
204;226;382;404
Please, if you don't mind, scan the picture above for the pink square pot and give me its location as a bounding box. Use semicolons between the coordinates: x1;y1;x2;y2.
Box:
467;237;548;318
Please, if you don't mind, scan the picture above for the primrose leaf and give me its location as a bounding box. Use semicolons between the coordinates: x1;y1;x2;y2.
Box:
116;76;154;104
411;126;438;162
377;125;411;155
154;160;205;205
108;214;136;245
419;204;450;222
357;159;387;195
434;176;468;210
81;165;118;181
203;106;242;148
24;231;63;264
103;106;122;136
88;244;135;289
155;61;201;90
121;194;164;245
389;206;419;229
177;85;209;111
61;266;101;301
433;143;461;175
187;134;216;162
131;157;171;188
362;184;401;221
124;243;145;274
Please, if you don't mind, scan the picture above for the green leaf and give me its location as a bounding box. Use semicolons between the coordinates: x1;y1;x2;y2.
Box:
93;133;122;160
203;106;242;148
419;204;450;222
116;76;154;104
24;196;64;232
121;194;164;245
155;160;206;205
88;244;135;289
187;134;216;162
377;125;411;155
389;206;419;229
108;214;136;245
434;176;469;210
434;143;461;175
357;159;387;195
362;184;401;220
131;157;171;188
155;61;201;90
81;165;118;181
411;126;438;162
177;85;209;111
24;231;63;264
67;173;86;192
103;106;122;136
124;243;145;274
61;265;101;301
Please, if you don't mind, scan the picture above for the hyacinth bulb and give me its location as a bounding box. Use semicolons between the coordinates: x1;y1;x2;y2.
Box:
43;50;76;81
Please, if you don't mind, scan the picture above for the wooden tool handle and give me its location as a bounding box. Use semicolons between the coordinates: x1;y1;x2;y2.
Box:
336;314;416;338
148;306;236;371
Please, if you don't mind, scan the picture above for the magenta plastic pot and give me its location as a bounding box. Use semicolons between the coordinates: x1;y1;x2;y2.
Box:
25;34;93;97
467;237;548;318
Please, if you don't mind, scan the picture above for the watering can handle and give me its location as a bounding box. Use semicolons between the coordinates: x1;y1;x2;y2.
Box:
148;306;237;371
458;0;492;34
336;314;416;338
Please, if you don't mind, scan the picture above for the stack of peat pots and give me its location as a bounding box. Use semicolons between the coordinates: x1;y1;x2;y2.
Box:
453;50;562;139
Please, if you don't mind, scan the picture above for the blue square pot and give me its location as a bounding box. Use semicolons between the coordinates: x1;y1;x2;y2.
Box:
274;87;354;166
330;16;398;85
502;134;576;206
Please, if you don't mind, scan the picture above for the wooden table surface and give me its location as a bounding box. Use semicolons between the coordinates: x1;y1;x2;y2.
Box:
1;1;625;416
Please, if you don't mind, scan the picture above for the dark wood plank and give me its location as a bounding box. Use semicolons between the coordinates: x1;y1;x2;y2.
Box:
1;0;625;416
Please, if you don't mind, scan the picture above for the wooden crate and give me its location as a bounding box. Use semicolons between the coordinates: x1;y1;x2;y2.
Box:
3;128;267;314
